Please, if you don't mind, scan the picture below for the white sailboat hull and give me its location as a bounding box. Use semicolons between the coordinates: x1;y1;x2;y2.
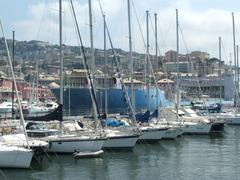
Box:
103;135;139;149
0;145;33;168
170;122;212;134
183;123;212;134
226;116;240;125
138;127;165;141
46;136;105;153
162;128;179;139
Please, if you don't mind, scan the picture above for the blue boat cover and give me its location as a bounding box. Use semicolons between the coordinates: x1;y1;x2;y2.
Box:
135;110;150;123
102;118;126;127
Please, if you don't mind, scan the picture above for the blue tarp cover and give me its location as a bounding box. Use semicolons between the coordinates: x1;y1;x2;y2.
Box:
103;118;126;127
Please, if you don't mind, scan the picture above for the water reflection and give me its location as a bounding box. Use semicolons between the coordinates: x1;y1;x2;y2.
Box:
2;127;240;180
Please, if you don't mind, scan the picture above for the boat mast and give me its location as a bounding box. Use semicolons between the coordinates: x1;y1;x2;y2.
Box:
154;13;159;119
155;13;158;75
0;20;30;148
68;77;70;116
36;57;39;103
232;12;237;107
146;10;150;111
176;9;179;122
104;14;108;117
219;36;222;105
59;0;63;130
88;0;98;121
70;0;101;125
237;45;239;98
12;30;15;119
127;0;134;112
88;0;95;74
230;53;232;71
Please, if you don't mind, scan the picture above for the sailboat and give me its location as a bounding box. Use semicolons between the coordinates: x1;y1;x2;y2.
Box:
123;7;179;141
0;20;42;168
102;120;140;150
91;0;140;150
134;10;172;142
222;12;240;125
0;142;33;168
27;0;106;154
164;9;213;135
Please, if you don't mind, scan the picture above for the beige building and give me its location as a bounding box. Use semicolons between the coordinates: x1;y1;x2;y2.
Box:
190;51;210;60
165;50;189;62
165;50;177;62
165;50;210;62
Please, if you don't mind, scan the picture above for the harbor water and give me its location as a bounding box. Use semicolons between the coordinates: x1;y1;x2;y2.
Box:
2;125;240;180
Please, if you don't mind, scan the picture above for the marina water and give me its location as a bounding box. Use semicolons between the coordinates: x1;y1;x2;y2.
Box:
2;125;240;180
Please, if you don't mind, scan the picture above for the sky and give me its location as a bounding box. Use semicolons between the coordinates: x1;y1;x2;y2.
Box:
1;0;240;64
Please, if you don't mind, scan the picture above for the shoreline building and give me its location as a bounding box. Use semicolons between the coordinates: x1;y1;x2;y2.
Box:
179;70;234;100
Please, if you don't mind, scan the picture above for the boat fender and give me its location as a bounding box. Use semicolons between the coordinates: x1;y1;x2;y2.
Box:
77;121;84;128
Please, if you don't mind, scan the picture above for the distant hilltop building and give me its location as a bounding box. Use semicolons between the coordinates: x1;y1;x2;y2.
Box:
164;50;210;62
164;50;218;77
190;51;210;60
165;50;177;62
165;61;193;73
